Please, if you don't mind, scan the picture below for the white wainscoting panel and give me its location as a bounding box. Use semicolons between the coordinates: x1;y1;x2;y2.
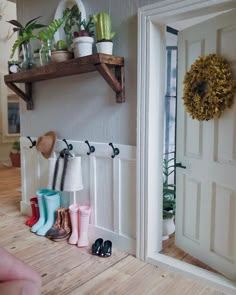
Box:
20;137;136;254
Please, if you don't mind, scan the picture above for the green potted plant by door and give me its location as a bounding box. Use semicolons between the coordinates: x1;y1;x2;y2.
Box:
10;140;21;167
162;154;176;240
73;14;95;57
8;17;46;70
94;12;115;55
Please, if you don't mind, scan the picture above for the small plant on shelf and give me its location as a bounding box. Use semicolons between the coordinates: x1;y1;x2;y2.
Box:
63;4;81;49
51;40;73;63
37;13;70;65
73;14;95;58
8;17;46;69
73;15;95;38
94;12;115;55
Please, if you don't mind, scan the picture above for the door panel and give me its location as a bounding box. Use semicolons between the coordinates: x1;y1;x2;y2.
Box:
176;9;236;279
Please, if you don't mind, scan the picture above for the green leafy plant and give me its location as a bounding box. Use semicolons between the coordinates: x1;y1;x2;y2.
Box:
163;153;176;219
73;15;95;38
7;17;46;58
11;140;20;153
63;4;81;48
55;40;68;51
37;14;70;42
93;12;115;42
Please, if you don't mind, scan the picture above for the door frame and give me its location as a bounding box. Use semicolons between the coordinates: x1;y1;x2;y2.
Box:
136;0;236;292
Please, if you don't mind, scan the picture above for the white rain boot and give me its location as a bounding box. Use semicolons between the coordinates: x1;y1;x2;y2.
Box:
77;206;91;247
68;204;80;245
36;191;60;236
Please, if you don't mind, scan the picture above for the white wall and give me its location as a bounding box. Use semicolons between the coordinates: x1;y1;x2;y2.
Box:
0;0;17;163
16;0;160;145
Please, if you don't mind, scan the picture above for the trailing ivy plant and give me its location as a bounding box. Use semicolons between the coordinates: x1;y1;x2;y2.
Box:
8;16;46;58
63;4;81;48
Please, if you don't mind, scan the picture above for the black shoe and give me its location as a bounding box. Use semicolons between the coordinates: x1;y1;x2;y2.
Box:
91;238;103;255
99;240;112;257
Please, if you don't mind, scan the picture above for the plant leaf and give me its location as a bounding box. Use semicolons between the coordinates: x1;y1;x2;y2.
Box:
13;28;21;33
25;16;42;27
7;20;23;28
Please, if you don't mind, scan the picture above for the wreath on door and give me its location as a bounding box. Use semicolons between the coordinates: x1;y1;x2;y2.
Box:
182;54;235;121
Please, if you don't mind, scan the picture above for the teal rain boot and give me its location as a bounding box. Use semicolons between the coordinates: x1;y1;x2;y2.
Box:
31;189;51;233
36;191;61;236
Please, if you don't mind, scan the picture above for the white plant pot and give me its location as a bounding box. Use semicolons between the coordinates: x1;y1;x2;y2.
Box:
73;37;94;58
96;41;113;55
162;216;175;240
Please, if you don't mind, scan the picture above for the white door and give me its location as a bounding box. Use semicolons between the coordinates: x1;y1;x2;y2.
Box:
176;9;236;280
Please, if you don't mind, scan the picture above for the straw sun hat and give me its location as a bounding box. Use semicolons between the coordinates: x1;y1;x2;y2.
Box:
36;131;57;159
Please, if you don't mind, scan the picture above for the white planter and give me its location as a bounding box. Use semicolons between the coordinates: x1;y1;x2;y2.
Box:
73;37;94;58
96;41;113;55
162;216;175;240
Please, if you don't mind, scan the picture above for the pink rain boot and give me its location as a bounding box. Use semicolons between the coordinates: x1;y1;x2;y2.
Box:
68;204;80;245
77;206;91;248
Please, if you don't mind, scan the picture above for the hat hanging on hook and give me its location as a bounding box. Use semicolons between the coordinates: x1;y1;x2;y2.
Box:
36;131;57;159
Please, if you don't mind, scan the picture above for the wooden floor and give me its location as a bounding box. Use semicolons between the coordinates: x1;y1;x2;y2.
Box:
162;234;219;274
0;167;226;295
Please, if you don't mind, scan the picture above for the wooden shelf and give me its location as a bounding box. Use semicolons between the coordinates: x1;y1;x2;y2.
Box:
4;54;125;110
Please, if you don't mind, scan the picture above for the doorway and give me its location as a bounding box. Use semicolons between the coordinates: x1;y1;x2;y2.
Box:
137;0;236;293
161;24;221;274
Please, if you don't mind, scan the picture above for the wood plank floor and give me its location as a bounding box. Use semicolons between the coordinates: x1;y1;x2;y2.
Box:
162;234;219;274
0;167;226;295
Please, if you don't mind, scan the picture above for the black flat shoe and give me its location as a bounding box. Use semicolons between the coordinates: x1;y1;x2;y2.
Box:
91;238;103;255
99;240;112;257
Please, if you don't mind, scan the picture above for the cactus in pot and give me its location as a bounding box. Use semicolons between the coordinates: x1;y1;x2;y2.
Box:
94;12;115;55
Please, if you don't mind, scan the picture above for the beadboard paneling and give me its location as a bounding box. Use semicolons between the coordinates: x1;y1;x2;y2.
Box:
20;137;136;254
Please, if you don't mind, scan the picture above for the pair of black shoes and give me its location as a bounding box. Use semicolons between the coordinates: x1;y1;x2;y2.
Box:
92;238;112;257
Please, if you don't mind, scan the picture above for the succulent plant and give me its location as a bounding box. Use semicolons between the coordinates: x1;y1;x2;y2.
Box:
73;15;95;38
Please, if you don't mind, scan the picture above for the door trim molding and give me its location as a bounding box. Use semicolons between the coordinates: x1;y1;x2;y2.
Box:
136;0;236;292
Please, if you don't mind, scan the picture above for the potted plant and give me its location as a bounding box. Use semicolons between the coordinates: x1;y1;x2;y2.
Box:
37;14;70;66
63;4;81;50
8;17;46;70
51;40;73;63
162;154;176;240
73;14;95;58
10;140;21;167
94;12;115;55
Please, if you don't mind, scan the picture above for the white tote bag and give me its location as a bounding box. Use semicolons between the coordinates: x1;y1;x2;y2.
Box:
48;154;83;192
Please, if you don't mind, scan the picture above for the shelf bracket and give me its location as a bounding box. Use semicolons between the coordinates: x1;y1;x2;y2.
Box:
95;63;125;103
6;82;33;110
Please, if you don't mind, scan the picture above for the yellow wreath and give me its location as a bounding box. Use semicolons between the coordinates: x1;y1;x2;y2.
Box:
183;54;235;121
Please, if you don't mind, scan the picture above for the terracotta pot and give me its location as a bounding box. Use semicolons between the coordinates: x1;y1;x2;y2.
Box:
10;152;21;167
51;51;73;63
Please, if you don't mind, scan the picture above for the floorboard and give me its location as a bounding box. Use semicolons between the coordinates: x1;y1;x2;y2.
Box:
0;167;226;294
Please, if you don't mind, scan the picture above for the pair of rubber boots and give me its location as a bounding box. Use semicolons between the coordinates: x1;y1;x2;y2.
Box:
31;189;60;236
68;204;91;247
46;207;71;241
25;197;39;227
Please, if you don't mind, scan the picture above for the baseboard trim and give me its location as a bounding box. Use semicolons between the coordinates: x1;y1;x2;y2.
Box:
20;201;31;216
89;225;136;255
